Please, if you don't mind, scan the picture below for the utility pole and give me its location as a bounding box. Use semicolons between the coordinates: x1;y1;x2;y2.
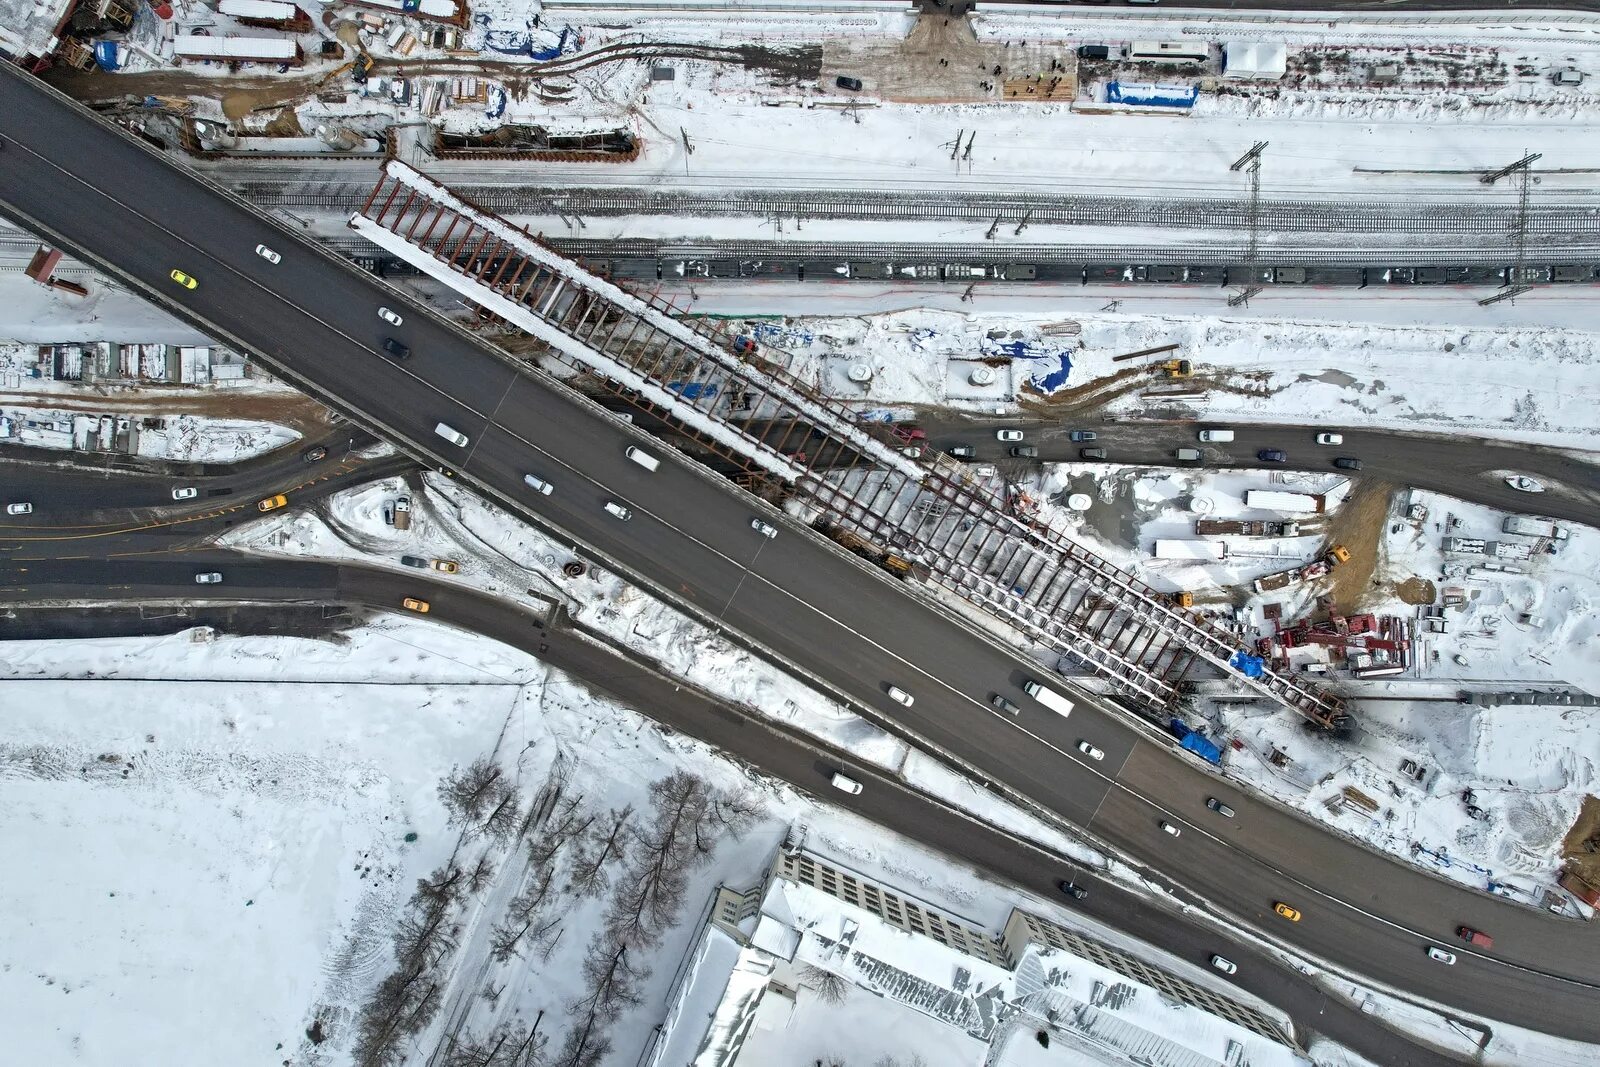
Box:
985;215;1001;240
1013;209;1034;236
949;128;964;161
961;282;976;303
1478;151;1540;305
962;131;976;161
1479;151;1540;185
679;127;694;175
1229;141;1269;307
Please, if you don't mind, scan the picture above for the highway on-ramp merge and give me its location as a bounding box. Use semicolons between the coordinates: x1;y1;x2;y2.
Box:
1;64;1596;1043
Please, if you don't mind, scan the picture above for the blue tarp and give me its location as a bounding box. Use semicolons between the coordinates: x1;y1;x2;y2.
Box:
1106;81;1199;109
1029;353;1074;394
94;42;124;71
668;382;718;400
1229;649;1266;678
1168;719;1224;765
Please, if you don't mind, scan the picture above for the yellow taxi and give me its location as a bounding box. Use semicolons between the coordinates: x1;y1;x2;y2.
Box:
1273;902;1302;922
432;560;460;574
402;597;430;614
257;494;288;512
169;269;198;289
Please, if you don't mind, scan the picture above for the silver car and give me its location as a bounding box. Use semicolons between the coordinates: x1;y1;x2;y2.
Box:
194;572;223;584
751;518;778;539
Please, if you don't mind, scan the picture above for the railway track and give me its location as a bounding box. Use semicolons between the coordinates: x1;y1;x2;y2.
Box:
227;180;1600;240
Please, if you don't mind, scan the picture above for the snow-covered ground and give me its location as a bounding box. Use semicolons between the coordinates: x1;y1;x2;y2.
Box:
0;621;1279;1067
666;307;1600;448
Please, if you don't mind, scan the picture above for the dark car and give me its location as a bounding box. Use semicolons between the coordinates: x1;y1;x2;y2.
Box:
991;694;1021;715
1077;45;1111;59
1009;445;1039;459
1080;447;1108;460
302;445;328;463
1333;457;1362;471
835;75;863;91
1069;430;1097;442
1059;880;1089;900
1205;797;1236;818
399;554;429;569
1258;449;1288;463
946;444;976;459
381;337;411;361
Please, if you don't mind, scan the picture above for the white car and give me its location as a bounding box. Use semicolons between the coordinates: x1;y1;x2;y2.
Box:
379;306;403;327
604;500;633;521
194;572;223;584
5;502;32;516
1077;740;1105;761
996;429;1024;442
1505;475;1545;493
1315;432;1343;445
751;518;778;539
1426;946;1457;965
1160;821;1181;837
254;244;281;264
1210;955;1237;975
887;685;915;707
172;486;199;500
523;473;554;496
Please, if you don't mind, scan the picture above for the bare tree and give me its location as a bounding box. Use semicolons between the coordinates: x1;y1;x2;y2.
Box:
446;1019;549;1067
553;1015;610;1067
467;853;497;895
480;782;525;842
799;963;851;1005
567;806;632;898
439;758;506;827
573;933;645;1020
527;795;590;868
417;864;463;907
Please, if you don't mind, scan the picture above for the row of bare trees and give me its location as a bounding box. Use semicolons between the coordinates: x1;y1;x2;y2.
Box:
557;772;760;1067
352;759;529;1067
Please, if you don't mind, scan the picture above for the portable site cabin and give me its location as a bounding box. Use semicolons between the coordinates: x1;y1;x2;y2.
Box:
173;34;303;65
217;0;312;31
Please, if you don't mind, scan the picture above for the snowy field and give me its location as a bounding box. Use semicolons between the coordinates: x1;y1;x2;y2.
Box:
690;307;1600;447
0;620;1279;1067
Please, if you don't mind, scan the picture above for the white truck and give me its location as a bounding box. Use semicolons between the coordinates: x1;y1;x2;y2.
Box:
1501;515;1569;540
1154;539;1227;561
1022;679;1074;718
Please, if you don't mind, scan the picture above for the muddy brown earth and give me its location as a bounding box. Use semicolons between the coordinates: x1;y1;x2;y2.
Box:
1560;795;1600;888
1321;480;1396;611
822;13;1073;105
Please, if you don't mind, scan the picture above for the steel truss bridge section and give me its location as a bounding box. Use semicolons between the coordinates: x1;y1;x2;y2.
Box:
352;162;1345;730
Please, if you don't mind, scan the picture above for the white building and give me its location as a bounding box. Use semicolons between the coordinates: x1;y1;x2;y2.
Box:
650;848;1309;1067
1223;42;1289;82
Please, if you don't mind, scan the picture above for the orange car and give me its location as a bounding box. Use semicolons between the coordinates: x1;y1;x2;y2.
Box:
257;494;288;512
402;597;430;614
1273;902;1302;922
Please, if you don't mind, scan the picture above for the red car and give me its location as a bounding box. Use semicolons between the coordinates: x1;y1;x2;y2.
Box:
1457;926;1494;949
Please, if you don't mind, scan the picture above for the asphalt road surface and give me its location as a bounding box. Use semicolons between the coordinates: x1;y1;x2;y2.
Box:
0;565;1468;1067
915;416;1600;529
2;65;1597;1042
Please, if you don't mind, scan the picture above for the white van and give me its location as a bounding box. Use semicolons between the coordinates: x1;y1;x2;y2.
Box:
435;422;469;447
523;473;554;496
830;772;863;795
1197;429;1235;443
625;446;660;472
